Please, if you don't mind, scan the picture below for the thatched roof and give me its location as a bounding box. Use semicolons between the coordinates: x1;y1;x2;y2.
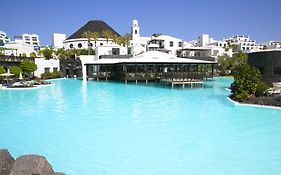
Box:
67;20;121;40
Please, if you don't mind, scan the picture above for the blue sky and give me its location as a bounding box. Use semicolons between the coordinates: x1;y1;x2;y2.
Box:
1;0;280;45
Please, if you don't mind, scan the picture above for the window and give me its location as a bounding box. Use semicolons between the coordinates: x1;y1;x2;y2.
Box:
45;67;50;73
135;30;138;34
178;42;182;47
112;48;120;55
170;41;173;47
32;37;37;41
273;67;281;75
53;67;58;72
70;44;73;48
78;43;82;48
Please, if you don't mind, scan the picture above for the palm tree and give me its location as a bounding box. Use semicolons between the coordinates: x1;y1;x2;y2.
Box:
112;35;120;45
122;33;131;46
82;31;93;55
91;32;100;47
122;33;131;54
102;30;113;44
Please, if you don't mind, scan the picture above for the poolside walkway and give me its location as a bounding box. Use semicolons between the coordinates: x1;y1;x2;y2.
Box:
160;79;204;88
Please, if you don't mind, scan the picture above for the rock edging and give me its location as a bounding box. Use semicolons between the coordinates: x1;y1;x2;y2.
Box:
0;149;64;175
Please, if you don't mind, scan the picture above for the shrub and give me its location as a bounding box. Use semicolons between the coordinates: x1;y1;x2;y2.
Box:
40;47;53;59
20;60;37;78
230;63;269;101
231;63;261;96
41;71;63;79
232;90;250;102
0;66;6;74
255;81;269;97
52;71;63;78
10;66;22;76
41;72;52;79
30;52;36;58
0;66;5;80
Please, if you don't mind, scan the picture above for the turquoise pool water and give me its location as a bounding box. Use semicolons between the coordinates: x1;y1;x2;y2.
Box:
1;78;281;175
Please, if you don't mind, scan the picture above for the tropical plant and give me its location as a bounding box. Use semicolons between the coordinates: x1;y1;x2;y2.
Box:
102;29;113;44
88;48;95;55
112;35;120;45
67;49;78;58
41;70;63;79
39;47;53;59
19;60;37;78
122;33;131;46
91;32;100;47
231;63;265;101
0;47;4;55
233;51;248;65
82;31;93;51
121;33;131;54
10;66;22;76
217;54;232;70
217;51;248;75
76;49;88;56
229;45;240;52
82;31;100;54
29;52;36;58
0;65;5;80
55;48;69;59
22;53;27;57
0;66;6;74
255;81;269;97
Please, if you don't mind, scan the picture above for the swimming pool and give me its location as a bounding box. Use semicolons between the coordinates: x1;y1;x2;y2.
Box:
1;78;281;175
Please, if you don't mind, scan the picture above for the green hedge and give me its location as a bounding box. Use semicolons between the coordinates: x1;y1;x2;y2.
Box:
41;71;63;79
231;63;268;101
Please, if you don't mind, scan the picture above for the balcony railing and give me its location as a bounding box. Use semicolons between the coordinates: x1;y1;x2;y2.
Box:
0;55;34;62
88;72;113;79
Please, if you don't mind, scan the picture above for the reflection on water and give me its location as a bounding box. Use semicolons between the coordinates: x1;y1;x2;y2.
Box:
0;78;281;175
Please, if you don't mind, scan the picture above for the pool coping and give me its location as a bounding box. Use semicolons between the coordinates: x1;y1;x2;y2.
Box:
0;83;55;90
0;86;41;90
45;77;67;81
224;87;281;110
227;97;281;110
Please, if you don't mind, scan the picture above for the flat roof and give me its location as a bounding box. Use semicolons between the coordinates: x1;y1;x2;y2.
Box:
85;51;216;65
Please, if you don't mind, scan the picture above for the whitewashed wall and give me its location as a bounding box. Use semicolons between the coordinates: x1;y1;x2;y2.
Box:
34;58;60;77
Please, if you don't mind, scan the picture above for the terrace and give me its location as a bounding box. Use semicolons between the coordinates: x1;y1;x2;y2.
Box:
84;51;215;85
0;55;34;63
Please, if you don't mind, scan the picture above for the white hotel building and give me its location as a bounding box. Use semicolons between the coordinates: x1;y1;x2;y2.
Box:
260;41;281;50
63;20;120;50
224;35;260;53
129;20;234;61
52;33;66;49
14;33;40;47
129;20;189;56
0;31;10;46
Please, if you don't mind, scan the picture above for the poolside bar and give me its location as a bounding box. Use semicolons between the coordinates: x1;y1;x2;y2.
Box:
83;51;215;87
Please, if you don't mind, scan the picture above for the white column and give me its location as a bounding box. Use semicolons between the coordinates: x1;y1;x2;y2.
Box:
82;64;87;80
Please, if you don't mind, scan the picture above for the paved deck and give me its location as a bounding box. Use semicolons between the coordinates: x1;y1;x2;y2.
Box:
160;79;204;88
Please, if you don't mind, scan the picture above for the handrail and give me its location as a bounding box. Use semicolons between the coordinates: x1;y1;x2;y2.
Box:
0;55;35;62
